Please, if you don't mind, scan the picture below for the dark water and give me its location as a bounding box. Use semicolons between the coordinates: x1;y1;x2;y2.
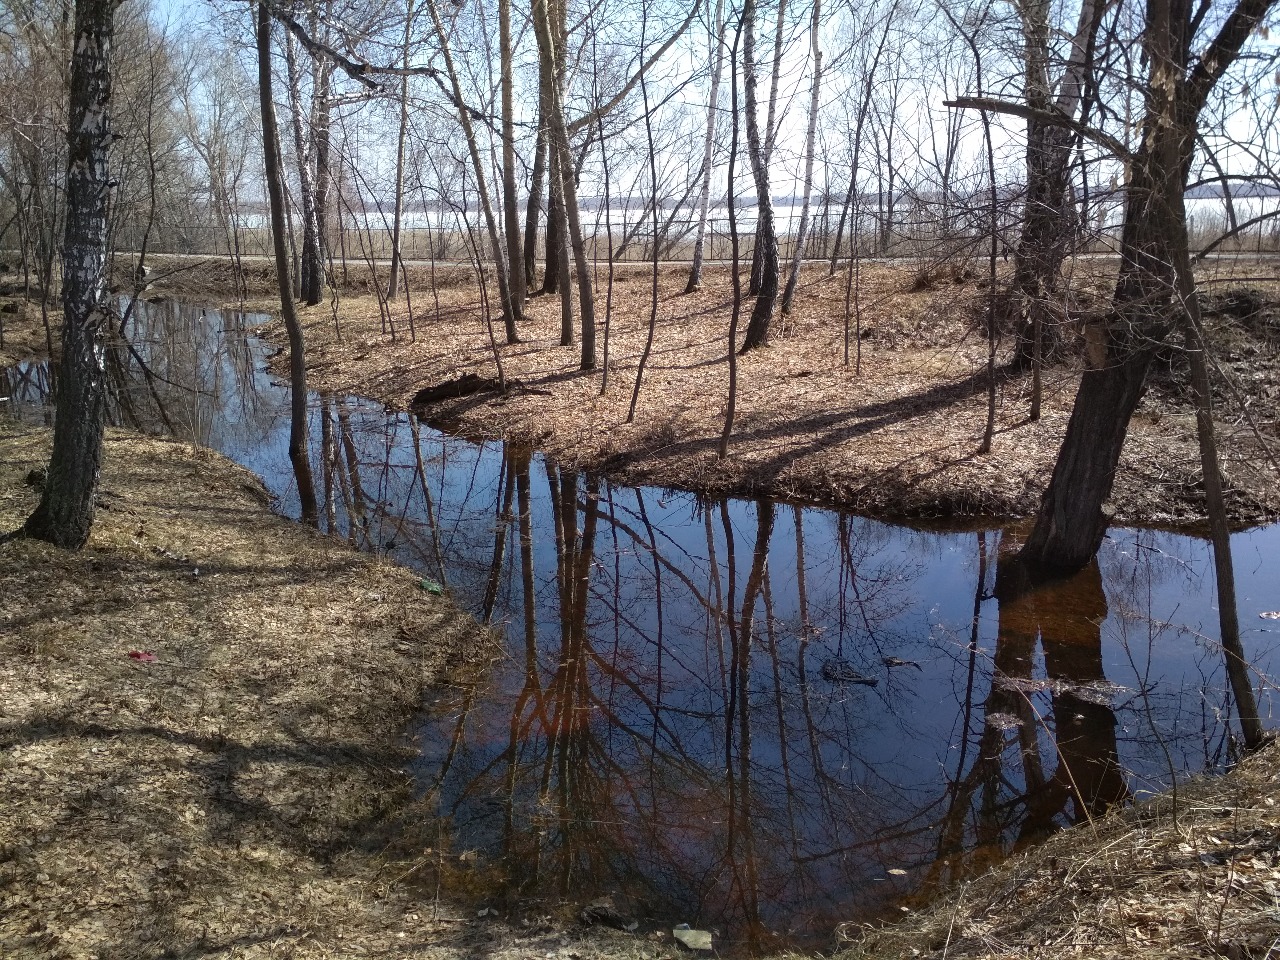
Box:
4;300;1277;952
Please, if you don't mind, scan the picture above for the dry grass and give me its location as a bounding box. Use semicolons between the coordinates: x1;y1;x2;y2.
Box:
840;739;1280;959
224;260;1280;528
0;420;588;959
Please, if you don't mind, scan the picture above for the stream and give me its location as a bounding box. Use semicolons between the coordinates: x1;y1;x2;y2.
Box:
3;299;1277;953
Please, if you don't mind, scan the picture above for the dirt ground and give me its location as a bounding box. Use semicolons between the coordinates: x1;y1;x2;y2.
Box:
0;297;53;368
232;257;1280;529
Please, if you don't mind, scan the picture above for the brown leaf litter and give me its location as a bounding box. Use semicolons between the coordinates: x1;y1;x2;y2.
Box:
839;738;1280;959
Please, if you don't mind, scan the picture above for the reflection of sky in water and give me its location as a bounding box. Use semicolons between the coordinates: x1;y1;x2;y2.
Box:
3;300;1277;952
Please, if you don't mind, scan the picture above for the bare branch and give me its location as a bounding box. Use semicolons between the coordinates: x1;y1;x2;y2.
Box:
944;95;1132;159
1191;209;1280;261
1187;0;1279;111
567;0;702;135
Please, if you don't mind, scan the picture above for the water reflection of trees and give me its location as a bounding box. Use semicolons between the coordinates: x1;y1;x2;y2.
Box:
928;544;1130;892
406;442;1168;949
4;302;1269;950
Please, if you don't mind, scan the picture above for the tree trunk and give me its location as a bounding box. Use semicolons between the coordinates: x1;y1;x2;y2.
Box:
22;0;115;549
312;62;333;285
549;144;571;339
533;0;596;369
385;0;415;301
738;0;778;353
524;118;547;292
283;28;324;306
1015;0;1197;579
424;0;519;343
543;143;564;297
685;0;727;294
499;0;525;313
1010;0;1104;378
1178;255;1268;749
780;0;822;315
256;0;318;526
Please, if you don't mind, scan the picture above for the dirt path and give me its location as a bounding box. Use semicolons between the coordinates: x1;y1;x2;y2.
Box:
246;262;1279;528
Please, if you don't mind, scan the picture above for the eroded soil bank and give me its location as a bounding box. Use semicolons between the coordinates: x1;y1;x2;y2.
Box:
238;259;1280;529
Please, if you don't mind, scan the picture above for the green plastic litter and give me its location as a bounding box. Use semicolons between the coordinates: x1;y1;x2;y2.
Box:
419;579;444;594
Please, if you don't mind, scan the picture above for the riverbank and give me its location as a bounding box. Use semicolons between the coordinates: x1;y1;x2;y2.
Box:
842;736;1280;959
241;259;1280;529
1;422;1276;958
0;421;503;958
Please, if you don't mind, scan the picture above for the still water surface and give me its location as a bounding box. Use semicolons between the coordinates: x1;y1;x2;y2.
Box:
3;300;1276;952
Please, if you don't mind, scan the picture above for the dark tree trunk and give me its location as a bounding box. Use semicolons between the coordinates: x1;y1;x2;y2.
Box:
1011;349;1153;580
499;0;525;314
1010;119;1075;374
543;147;564;298
23;0;115;549
1014;0;1217;581
524;114;547;293
257;0;318;526
1011;0;1105;380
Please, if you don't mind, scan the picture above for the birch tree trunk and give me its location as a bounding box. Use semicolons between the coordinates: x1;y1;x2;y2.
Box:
312;57;332;286
738;0;779;352
685;0;727;294
780;0;822;315
22;0;116;549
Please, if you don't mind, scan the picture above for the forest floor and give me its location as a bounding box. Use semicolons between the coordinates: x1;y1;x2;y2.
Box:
225;256;1280;529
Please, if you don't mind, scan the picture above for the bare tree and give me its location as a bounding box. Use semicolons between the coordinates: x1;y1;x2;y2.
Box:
995;0;1280;579
685;0;726;294
423;0;520;342
737;0;779;352
532;0;597;368
18;0;118;548
257;0;318;525
385;0;416;301
780;0;823;315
